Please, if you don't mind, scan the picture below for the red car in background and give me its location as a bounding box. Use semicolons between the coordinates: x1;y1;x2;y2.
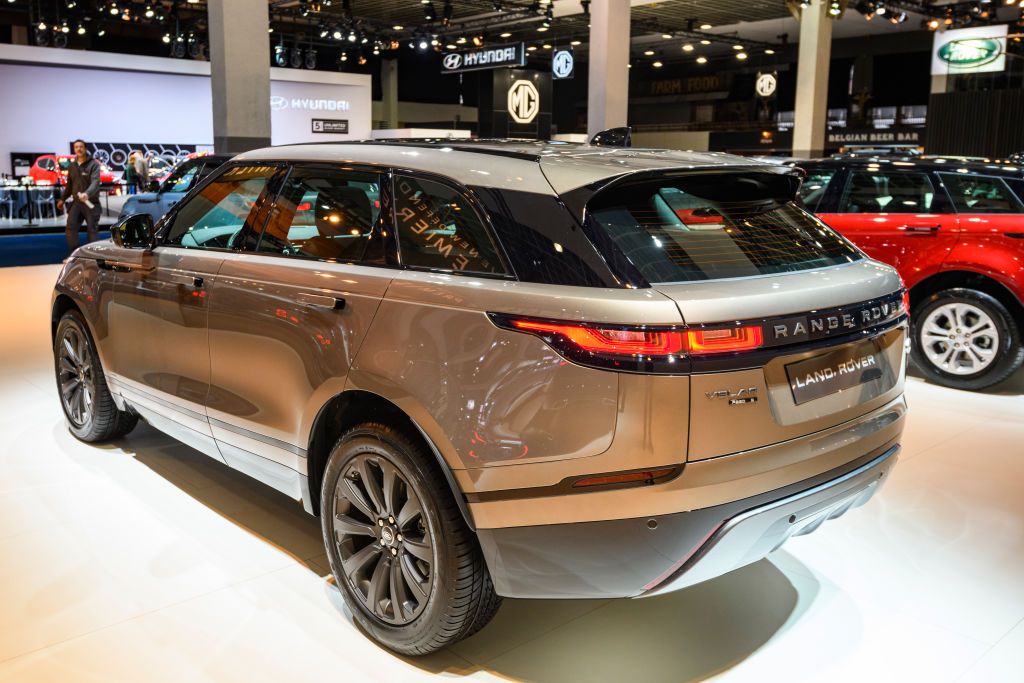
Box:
797;156;1024;390
28;154;118;186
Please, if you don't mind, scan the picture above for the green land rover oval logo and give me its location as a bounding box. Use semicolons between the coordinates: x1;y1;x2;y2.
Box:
938;38;1001;68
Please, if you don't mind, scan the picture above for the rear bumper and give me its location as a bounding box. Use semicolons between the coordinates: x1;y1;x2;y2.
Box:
477;442;898;599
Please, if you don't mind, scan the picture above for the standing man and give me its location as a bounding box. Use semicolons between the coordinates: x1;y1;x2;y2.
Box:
57;139;102;252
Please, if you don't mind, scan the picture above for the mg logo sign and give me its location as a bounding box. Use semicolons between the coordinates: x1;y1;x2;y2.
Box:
507;79;539;124
755;72;777;98
442;53;462;71
552;49;574;79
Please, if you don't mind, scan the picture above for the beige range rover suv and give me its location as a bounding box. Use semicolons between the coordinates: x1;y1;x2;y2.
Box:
52;140;908;654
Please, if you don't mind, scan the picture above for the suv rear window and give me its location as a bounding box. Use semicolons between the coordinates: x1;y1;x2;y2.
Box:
587;172;862;283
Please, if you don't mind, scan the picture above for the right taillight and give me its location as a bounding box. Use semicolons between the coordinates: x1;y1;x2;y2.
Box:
489;313;763;373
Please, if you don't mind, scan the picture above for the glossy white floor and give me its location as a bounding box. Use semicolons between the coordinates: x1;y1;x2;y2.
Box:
1;264;1022;683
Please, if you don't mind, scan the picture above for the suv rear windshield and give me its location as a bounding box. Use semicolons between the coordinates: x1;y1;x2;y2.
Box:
587;172;863;283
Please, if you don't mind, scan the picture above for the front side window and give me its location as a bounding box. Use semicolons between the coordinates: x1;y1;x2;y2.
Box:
161;162;200;194
939;173;1024;214
588;172;862;283
256;167;381;262
797;169;836;211
393;175;506;274
163;165;277;250
839;171;936;214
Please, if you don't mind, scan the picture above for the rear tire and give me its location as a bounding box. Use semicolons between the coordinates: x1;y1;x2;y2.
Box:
911;288;1024;391
320;422;500;655
54;310;138;442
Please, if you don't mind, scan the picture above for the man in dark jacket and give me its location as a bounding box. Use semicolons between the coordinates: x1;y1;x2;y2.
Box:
57;139;102;252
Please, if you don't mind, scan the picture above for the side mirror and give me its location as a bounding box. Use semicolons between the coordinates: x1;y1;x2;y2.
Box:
112;213;155;250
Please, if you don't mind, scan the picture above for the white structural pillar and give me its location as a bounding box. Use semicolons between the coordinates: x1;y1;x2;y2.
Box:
587;0;631;138
381;58;399;129
792;0;833;158
208;0;271;153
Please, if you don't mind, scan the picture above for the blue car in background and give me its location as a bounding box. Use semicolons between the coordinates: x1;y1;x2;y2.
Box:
119;154;231;223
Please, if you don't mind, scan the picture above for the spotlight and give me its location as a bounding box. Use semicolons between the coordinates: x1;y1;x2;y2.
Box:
37;20;46;30
652;60;663;68
926;17;940;30
290;47;303;68
76;23;86;35
500;32;512;38
144;3;154;18
305;49;317;69
661;33;672;39
643;49;654;56
34;27;48;45
736;51;748;60
732;44;743;50
162;32;171;43
423;2;436;21
340;51;348;62
358;53;367;65
418;38;429;50
320;26;329;38
696;56;707;64
348;30;357;42
700;39;710;45
472;35;483;46
97;26;106;36
274;42;288;66
570;39;581;46
682;43;694;51
109;3;118;15
54;32;68;48
765;48;775;54
889;11;907;23
700;23;712;29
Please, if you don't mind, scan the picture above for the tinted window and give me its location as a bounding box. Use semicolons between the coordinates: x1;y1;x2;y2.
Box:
1005;178;1024;204
164;165;276;250
798;169;836;211
588;173;861;283
939;173;1024;214
393;175;506;274
256;167;381;262
162;162;200;194
839;171;936;213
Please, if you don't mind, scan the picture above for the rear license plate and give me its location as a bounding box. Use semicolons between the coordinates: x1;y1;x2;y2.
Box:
785;339;887;405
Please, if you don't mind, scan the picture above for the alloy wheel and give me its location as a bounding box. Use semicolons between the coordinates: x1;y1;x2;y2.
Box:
57;325;95;427
919;302;999;376
331;453;434;625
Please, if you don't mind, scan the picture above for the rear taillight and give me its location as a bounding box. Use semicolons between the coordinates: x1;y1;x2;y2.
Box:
685;326;763;354
510;319;686;355
489;313;763;373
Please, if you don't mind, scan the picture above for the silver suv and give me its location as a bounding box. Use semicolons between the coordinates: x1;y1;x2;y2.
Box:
51;140;908;655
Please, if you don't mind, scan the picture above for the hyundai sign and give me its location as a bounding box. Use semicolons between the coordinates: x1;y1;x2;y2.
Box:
441;43;526;74
931;24;1007;76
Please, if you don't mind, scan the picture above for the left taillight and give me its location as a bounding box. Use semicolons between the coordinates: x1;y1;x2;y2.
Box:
489;313;763;373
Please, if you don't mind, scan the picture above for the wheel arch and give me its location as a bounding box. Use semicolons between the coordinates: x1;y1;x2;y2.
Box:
909;270;1024;336
304;389;475;530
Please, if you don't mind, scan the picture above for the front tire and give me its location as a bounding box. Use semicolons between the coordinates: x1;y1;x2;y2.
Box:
911;288;1024;391
320;423;500;655
54;310;138;441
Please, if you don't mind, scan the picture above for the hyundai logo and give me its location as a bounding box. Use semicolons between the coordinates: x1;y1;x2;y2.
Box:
443;53;462;71
270;95;289;111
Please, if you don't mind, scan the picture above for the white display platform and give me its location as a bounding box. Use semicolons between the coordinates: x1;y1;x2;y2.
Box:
370;129;473;139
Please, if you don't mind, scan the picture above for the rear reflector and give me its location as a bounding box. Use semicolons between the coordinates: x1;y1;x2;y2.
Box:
572;467;677;489
685;326;764;354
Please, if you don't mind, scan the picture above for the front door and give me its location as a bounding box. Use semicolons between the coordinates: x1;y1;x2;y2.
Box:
205;164;393;498
817;169;960;288
107;163;280;458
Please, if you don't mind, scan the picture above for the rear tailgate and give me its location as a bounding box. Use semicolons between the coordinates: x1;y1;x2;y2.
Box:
657;262;906;460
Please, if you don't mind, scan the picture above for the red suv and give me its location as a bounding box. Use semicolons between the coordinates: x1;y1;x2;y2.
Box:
797;156;1024;390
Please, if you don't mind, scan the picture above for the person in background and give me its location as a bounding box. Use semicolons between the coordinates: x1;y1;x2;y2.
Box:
134;152;150;193
123;152;137;195
57;139;102;252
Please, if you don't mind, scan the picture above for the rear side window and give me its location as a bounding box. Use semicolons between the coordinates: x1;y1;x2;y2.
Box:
839;171;936;213
798;169;836;211
939;173;1024;214
587;172;862;283
393;175;507;275
257;167;381;262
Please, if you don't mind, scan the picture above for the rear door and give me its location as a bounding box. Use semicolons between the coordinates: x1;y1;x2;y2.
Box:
205;164;393;498
816;168;959;286
938;171;1024;241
